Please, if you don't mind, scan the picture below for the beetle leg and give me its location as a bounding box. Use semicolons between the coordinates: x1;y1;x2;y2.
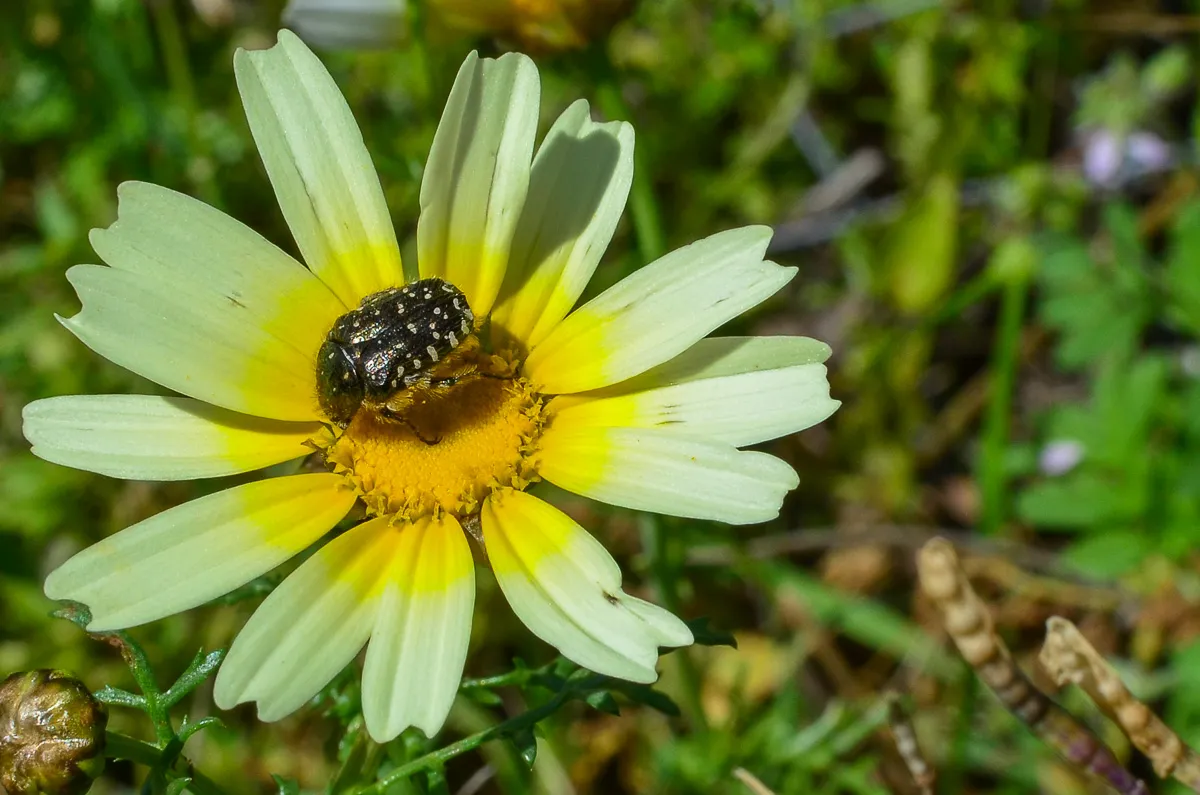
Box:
379;406;442;445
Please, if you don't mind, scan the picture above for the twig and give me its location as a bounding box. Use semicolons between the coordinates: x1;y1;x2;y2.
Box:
917;539;1149;795
1041;617;1200;792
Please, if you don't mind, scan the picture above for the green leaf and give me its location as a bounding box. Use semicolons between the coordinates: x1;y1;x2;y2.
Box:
94;685;146;709
509;727;538;768
1164;201;1200;336
424;765;450;795
1062;531;1151;577
177;716;225;744
1037;226;1150;370
585;690;621;716
164;778;192;795
684;616;738;648
1091;355;1166;465
612;684;681;717
163;648;225;708
1015;474;1135;529
271;774;300;795
885;173;959;315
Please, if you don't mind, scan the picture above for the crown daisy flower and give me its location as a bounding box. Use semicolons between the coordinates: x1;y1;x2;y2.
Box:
24;31;838;742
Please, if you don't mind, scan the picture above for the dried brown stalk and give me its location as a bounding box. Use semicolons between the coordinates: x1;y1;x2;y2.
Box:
1041;616;1200;792
917;538;1148;795
732;767;777;795
884;692;935;795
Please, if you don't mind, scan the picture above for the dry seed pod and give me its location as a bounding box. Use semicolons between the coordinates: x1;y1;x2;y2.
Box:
917;538;1148;795
1041;616;1200;792
885;693;935;795
0;670;107;795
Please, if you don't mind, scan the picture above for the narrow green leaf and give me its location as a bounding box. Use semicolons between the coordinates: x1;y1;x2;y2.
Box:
95;685;146;709
509;727;538;769
684;617;737;649
271;774;301;795
585;690;621;716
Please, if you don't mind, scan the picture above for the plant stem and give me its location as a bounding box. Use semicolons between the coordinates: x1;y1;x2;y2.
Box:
979;277;1028;534
105;732;228;795
109;630;174;746
595;83;667;264
353;677;604;794
639;516;708;733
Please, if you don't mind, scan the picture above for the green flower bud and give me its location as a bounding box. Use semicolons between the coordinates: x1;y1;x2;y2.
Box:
0;670;107;795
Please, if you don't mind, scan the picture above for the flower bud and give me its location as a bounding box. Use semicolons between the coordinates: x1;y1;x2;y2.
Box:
0;670;107;795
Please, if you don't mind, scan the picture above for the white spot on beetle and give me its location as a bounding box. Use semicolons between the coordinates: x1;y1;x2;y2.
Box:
427;345;439;361
407;323;417;333
448;331;459;347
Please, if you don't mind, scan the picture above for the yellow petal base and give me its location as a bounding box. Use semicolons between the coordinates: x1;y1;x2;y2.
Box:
320;351;546;520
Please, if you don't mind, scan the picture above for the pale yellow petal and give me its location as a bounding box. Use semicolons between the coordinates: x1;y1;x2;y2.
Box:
417;51;539;317
235;30;404;305
537;426;798;524
491;100;633;349
525;227;795;394
483;490;691;682
548;336;840;447
362;514;474;741
90;181;346;358
24;395;319;480
60;264;319;421
214;517;395;722
44;474;354;631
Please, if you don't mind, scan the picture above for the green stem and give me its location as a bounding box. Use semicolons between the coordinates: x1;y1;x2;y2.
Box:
111;630;174;746
148;0;219;204
939;672;978;795
459;669;533;692
640;516;708;733
595;83;667;264
353;677;603;794
104;732;227;795
979;276;1028;534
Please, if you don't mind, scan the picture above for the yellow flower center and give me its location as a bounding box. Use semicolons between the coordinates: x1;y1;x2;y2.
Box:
316;349;547;521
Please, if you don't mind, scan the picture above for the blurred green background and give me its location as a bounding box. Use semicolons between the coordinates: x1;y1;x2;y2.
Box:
8;0;1200;793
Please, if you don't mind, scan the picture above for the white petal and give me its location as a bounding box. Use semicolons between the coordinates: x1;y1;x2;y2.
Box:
362;514;474;741
283;0;407;50
90;181;346;360
491;100;634;349
549;336;840;447
525;226;795;394
537;426;799;524
60;264;319;421
23;395;320;480
214;517;395;722
417;51;539;317
44;474;355;632
482;490;691;682
235;30;404;306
